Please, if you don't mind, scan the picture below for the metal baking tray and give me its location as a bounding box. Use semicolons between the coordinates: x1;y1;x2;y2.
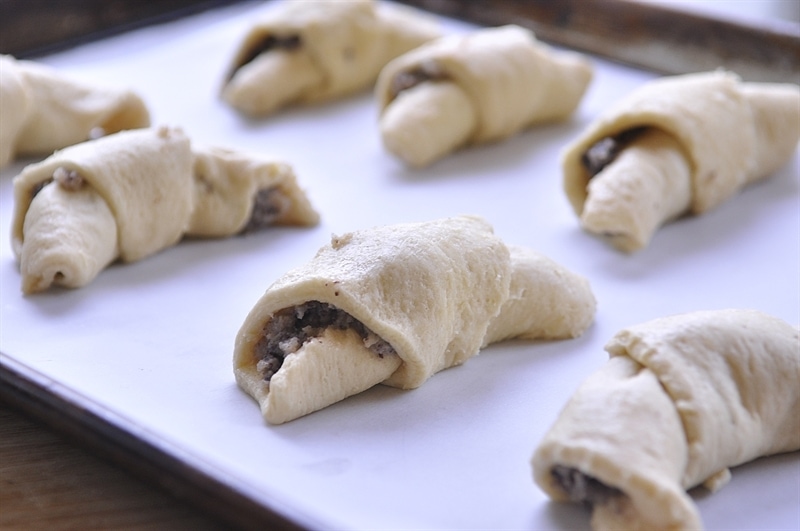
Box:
1;2;798;529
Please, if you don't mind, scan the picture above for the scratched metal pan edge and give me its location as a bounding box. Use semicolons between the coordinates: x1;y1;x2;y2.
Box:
2;0;799;83
0;354;318;531
0;0;255;59
394;0;800;83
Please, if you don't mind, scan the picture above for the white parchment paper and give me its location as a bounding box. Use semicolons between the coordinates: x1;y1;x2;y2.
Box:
1;2;798;529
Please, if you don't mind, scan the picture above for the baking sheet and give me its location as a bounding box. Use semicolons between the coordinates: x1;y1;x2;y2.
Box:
396;0;800;84
1;1;798;529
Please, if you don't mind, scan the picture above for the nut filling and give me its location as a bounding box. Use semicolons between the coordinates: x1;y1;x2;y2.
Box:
551;465;624;507
581;127;648;177
30;166;87;200
30;179;52;199
242;186;290;233
53;166;85;190
235;34;303;77
389;61;446;99
254;301;397;383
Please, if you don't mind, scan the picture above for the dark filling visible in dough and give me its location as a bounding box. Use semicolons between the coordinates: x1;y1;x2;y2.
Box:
551;465;624;506
581;127;648;177
254;300;397;383
234;34;303;77
241;186;290;233
389;61;446;99
30;179;51;200
53;166;85;190
30;167;86;200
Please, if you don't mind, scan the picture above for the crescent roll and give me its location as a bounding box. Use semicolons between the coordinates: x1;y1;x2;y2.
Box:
562;71;800;252
233;215;596;424
375;25;593;167
532;309;800;531
0;54;150;169
221;0;440;117
11;127;318;294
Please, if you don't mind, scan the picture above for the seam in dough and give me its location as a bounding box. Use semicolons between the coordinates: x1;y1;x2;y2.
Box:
234;215;596;424
11;127;319;294
0;54;150;169
532;308;800;530
221;0;441;117
562;71;800;252
375;25;593;167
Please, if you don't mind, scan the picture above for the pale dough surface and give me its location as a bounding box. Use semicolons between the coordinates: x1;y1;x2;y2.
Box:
532;309;800;530
483;244;596;345
189;145;319;236
12;127;194;266
580;128;692;252
562;71;800;218
20;181;119;294
235;216;512;397
379;81;476;168
264;328;402;425
0;54;150;168
0;56;31;168
222;0;440;115
375;25;592;165
11;128;319;293
234;216;596;424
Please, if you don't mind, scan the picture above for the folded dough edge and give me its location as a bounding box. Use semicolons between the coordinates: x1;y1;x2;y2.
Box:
562;71;800;217
188;145;319;236
533;308;800;531
605;308;800;488
223;0;440;106
233;215;512;409
12;127;193;263
376;25;593;145
1;54;150;167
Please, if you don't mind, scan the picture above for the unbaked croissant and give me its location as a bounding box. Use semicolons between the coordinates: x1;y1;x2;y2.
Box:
0;54;150;169
221;0;440;117
562;71;800;252
375;25;593;167
233;215;596;424
11;127;318;294
532;309;800;531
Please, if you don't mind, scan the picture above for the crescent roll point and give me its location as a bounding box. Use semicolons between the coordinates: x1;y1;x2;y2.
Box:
375;25;594;168
221;0;441;117
0;54;150;169
11;126;319;294
188;145;319;237
233;216;597;425
531;309;800;531
562;70;800;252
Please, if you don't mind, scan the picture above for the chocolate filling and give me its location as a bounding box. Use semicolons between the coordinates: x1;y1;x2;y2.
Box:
234;34;303;77
241;186;290;233
551;465;624;506
254;301;397;383
581;127;648;177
